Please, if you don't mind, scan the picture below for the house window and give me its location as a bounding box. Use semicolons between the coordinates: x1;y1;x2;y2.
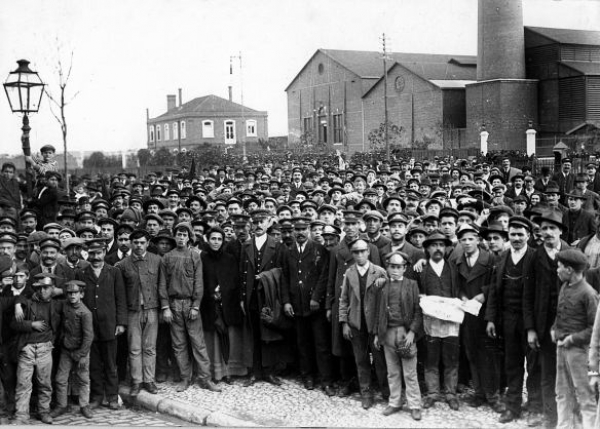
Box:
246;120;257;137
156;124;161;141
333;114;343;144
164;123;170;141
202;120;214;138
224;120;236;144
303;117;312;134
172;122;179;140
149;126;155;142
318;115;328;144
180;121;186;139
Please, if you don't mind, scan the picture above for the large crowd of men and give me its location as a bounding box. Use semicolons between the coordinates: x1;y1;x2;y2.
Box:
2;143;600;428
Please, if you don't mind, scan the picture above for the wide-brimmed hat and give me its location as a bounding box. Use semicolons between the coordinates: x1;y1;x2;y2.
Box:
534;210;565;230
422;231;452;247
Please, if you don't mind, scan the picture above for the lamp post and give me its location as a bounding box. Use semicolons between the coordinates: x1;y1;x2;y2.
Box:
3;59;45;199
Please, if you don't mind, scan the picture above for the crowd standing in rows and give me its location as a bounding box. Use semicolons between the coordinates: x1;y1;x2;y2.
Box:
2;144;600;428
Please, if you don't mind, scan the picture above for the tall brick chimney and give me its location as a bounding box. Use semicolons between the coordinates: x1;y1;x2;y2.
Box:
167;94;176;111
477;0;526;80
178;88;182;107
228;85;233;102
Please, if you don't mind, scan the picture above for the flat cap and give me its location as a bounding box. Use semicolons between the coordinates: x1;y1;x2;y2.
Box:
64;280;87;293
39;237;62;250
557;249;588;272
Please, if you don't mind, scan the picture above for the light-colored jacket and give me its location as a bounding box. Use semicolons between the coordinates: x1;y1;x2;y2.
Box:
338;263;387;333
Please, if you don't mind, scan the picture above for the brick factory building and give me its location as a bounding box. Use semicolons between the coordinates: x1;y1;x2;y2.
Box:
286;0;600;154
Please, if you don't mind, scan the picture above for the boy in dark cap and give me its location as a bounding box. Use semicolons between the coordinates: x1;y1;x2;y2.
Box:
12;273;63;424
51;280;94;419
553;249;598;429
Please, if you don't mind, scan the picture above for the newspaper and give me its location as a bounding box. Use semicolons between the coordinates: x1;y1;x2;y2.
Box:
419;295;482;338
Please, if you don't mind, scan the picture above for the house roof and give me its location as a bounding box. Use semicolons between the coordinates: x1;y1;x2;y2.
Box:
560;61;600;76
526;27;600;46
285;48;477;91
152;94;265;120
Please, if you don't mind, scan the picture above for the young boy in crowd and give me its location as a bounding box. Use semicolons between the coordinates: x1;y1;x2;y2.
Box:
50;280;94;419
374;251;423;421
11;273;64;425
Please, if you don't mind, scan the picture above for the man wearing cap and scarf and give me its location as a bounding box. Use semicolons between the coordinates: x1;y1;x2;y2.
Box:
523;210;571;428
550;249;598;429
75;239;127;410
116;229;162;397
485;217;541;423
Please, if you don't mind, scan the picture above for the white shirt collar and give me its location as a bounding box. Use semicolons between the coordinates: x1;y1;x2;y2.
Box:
255;234;268;250
11;286;25;296
356;261;371;276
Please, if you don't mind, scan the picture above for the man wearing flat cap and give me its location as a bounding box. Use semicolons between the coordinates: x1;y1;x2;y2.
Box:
116;229;163;396
158;223;221;393
451;224;502;412
363;211;391;253
281;217;334;394
27;237;74;295
485;216;541;423
563;190;596;245
75;238;127;410
553;249;598;429
523;210;571;428
326;210;382;397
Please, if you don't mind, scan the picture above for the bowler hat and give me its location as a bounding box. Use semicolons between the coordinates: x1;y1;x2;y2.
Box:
534;210;565;230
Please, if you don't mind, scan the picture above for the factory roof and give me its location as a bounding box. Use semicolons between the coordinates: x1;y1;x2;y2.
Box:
526;27;600;46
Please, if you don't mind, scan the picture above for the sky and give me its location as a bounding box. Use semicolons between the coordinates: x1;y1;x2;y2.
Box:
0;0;599;155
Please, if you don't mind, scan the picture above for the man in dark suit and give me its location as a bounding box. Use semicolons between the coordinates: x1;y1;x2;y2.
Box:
104;224;133;266
98;218;119;256
523;210;571;428
289;167;306;198
552;158;575;202
75;239;127;410
586;162;600;193
451;224;502;412
58;237;89;278
562;191;597;246
31;171;61;228
485;217;541;423
379;213;424;279
282;217;334;395
27;237;75;295
240;209;288;387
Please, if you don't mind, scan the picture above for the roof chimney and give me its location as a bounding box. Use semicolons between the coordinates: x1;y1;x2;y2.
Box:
167;94;176;111
228;85;233;102
178;88;182;107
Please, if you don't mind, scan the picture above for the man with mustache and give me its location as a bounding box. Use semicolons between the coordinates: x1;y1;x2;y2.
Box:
523;210;571;428
26;238;74;295
485;217;541;423
417;232;460;411
75;239;127;410
282;217;334;395
240;209;288;387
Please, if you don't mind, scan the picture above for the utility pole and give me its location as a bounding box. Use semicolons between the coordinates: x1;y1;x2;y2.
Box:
381;33;390;163
230;52;246;163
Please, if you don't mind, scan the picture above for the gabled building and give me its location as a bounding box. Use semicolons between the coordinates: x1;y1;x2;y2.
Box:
286;49;476;153
147;91;268;151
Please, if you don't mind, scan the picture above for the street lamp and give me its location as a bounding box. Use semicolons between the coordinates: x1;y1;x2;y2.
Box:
3;59;45;199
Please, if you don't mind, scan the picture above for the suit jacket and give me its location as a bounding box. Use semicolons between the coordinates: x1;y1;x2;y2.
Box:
552;171;575;197
240;235;287;309
523;240;571;336
75;263;127;341
373;277;423;341
453;250;495;300
12;298;64;352
563;209;597;244
379;240;424;280
289;182;306;198
282;240;329;316
338;263;387;333
326;238;381;356
485;247;536;325
26;263;75;293
32;186;59;228
105;251;129;266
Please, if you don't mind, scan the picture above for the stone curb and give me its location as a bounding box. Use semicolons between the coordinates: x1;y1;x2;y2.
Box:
118;386;260;427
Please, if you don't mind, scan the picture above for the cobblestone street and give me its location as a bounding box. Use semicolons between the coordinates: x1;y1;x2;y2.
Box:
154;377;529;428
6;404;187;426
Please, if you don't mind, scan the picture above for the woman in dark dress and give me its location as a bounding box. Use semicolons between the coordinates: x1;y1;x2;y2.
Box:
201;227;247;381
